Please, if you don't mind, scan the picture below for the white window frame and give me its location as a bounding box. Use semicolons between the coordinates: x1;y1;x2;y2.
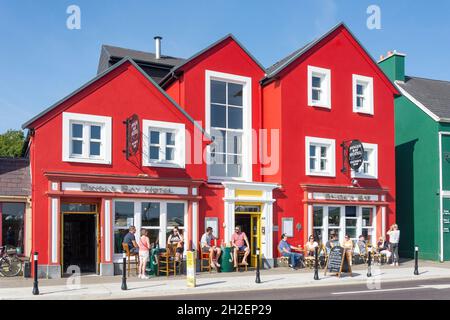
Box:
205;70;252;183
351;142;378;179
112;199;188;261
352;74;374;115
307;66;331;109
62;112;112;164
281;217;294;238
142;120;186;168
305;136;336;177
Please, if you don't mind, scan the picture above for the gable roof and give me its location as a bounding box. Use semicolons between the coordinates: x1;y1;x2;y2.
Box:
396;76;450;122
0;158;31;197
262;22;398;95
22;57;208;137
159;34;266;88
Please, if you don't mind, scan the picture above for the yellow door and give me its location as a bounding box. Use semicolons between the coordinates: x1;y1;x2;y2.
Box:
250;214;262;267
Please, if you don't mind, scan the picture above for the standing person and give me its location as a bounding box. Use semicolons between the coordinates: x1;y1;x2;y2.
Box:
387;224;400;266
305;235;319;257
167;226;184;262
343;234;354;265
200;227;222;270
231;226;250;268
278;234;304;269
123;226;139;254
138;229;150;279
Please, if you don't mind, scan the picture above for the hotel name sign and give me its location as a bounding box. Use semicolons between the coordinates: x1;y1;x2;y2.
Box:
311;192;379;202
61;182;189;196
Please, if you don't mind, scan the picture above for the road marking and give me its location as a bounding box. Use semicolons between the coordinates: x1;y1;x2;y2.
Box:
332;284;450;295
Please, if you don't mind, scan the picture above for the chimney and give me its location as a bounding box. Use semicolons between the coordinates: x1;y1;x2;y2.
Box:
378;50;406;82
154;36;162;59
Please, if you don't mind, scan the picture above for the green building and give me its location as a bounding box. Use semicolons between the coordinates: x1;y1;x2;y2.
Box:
379;51;450;261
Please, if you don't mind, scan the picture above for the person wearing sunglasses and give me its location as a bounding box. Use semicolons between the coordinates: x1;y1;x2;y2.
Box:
305;235;319;257
343;234;354;265
278;233;304;269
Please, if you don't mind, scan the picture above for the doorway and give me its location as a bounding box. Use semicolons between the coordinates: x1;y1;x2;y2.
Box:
61;203;99;274
235;204;262;267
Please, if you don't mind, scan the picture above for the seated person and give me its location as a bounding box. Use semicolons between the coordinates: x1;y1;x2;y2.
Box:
377;236;392;263
305;235;319;256
231;226;250;268
278;234;304;269
167;226;184;262
325;233;339;254
201;227;222;270
356;235;367;256
123;226;139;254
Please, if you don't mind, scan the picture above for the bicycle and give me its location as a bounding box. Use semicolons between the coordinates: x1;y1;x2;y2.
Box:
0;246;22;277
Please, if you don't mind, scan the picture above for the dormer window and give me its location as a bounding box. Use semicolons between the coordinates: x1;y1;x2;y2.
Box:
308;66;331;109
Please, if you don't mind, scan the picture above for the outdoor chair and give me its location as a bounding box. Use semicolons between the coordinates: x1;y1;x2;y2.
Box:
158;244;183;277
199;242;212;273
234;249;248;272
122;243;139;277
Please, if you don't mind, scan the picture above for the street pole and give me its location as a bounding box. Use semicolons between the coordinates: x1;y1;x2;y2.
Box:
414;246;419;275
121;252;128;290
32;252;39;295
314;246;319;280
255;248;261;284
367;249;372;278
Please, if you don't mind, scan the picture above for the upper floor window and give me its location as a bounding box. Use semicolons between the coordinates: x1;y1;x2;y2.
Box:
62;112;112;164
305;136;336;177
352;143;378;179
205;70;252;182
307;66;331;109
142;120;185;168
353;75;374;115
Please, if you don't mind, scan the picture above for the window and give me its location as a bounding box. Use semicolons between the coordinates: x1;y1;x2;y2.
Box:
313;206;324;242
345;206;358;240
352;143;378;179
142;120;185;168
361;207;375;243
0;203;25;254
113;200;186;256
308;66;331;108
305;136;336;177
282;218;294;237
328;206;341;240
62;112;112;164
206;70;252;182
353;75;374;114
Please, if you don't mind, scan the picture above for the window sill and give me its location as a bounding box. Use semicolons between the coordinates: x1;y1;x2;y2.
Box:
143;162;185;169
308;103;331;109
207;176;250;184
63;157;111;165
352;173;378;180
353;108;374;116
306;171;336;178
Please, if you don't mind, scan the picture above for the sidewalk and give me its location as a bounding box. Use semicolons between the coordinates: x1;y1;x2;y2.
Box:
1;260;450;300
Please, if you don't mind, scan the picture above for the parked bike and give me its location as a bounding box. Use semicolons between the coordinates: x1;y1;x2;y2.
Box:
0;246;22;277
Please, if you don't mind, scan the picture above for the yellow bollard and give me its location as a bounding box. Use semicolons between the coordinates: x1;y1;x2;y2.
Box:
186;250;196;288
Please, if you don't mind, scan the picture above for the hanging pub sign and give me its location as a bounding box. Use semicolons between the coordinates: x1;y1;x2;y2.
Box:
348;140;364;171
124;114;140;159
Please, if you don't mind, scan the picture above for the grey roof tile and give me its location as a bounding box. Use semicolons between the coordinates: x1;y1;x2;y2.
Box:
397;76;450;120
0;158;30;197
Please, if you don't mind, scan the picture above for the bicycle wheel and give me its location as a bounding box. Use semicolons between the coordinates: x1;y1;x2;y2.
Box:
0;256;22;277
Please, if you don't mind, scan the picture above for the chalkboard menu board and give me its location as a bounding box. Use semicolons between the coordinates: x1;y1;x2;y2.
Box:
325;246;352;277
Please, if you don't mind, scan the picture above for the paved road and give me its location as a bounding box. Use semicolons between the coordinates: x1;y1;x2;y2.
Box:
138;277;450;300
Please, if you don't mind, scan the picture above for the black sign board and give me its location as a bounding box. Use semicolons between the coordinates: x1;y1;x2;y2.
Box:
348;140;364;171
324;246;352;277
125;114;140;159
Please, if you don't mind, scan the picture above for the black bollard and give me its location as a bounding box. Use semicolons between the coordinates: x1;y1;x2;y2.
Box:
367;249;372;277
121;252;128;290
314;246;319;280
32;252;39;295
414;246;419;275
255;248;261;284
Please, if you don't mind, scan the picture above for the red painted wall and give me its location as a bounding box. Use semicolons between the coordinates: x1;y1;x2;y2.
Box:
262;27;397;252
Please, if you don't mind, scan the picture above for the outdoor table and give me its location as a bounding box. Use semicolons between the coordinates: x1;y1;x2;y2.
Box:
220;246;234;272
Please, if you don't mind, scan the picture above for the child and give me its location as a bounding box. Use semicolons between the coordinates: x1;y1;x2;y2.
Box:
138;229;150;279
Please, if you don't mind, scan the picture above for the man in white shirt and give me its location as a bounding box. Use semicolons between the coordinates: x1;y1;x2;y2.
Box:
201;227;222;270
387;224;400;266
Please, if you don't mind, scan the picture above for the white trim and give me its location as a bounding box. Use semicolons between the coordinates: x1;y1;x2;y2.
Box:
307;66;331;109
308;205;313;239
51;198;58;264
104;200;111;262
192;202;198;251
438;132;450;262
142;119;186;169
395;82;441;122
382;206;386;237
205;70;252;182
305;136;336;177
62;112;112;164
351;142;378;179
352;74;374;115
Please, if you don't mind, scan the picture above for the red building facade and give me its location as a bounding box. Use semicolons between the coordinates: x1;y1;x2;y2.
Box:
22;23;398;278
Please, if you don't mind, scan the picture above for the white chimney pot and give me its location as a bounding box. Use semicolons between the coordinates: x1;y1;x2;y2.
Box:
154;36;162;59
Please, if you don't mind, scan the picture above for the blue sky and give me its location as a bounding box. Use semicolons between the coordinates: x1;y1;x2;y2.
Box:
1;0;450;133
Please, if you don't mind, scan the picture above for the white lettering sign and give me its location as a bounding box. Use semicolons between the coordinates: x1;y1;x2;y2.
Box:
61;182;189;195
312;192;379;202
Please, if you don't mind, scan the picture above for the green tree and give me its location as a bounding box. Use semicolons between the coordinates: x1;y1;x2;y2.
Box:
0;129;25;157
